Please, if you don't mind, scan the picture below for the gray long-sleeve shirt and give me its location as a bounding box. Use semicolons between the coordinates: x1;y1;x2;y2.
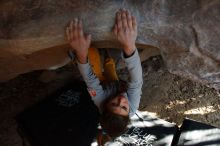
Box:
77;49;143;117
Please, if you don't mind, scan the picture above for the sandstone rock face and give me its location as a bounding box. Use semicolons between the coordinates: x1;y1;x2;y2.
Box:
0;0;220;89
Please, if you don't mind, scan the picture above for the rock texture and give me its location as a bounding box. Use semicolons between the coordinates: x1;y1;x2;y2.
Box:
0;0;220;89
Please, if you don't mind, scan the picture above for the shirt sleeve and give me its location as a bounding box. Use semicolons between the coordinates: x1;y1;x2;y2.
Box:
121;49;143;116
77;61;118;111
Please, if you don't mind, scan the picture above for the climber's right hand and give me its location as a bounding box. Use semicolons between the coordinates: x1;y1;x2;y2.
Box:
113;9;137;57
66;18;91;64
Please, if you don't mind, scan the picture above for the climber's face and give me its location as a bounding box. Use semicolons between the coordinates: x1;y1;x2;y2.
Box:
107;94;129;116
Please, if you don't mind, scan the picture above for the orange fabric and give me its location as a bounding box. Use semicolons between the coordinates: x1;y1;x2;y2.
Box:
88;48;118;82
104;58;118;82
88;47;104;81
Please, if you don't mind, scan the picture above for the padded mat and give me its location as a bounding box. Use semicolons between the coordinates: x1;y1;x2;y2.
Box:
16;81;99;146
177;118;220;146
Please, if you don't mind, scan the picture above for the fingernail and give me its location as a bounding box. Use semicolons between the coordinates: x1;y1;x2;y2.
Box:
74;18;78;22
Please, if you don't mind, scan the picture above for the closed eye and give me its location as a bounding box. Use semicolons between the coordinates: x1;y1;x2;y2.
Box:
121;106;128;112
111;103;128;112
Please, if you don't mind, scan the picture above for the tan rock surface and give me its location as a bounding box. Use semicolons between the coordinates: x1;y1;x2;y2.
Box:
0;0;220;89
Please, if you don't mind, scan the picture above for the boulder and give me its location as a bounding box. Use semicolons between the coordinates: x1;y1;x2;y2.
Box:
0;0;219;89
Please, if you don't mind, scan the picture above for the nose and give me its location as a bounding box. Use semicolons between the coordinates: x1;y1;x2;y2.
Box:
118;95;124;100
118;96;122;102
117;95;124;104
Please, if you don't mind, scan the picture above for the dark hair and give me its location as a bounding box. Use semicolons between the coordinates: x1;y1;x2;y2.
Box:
100;110;129;138
100;95;130;138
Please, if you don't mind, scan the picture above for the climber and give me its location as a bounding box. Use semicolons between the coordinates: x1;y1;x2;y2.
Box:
66;8;143;143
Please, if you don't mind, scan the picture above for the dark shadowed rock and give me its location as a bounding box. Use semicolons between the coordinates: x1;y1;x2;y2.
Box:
0;0;219;89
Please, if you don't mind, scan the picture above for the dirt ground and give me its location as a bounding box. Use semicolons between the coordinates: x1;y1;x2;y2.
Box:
133;56;220;127
0;55;220;146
